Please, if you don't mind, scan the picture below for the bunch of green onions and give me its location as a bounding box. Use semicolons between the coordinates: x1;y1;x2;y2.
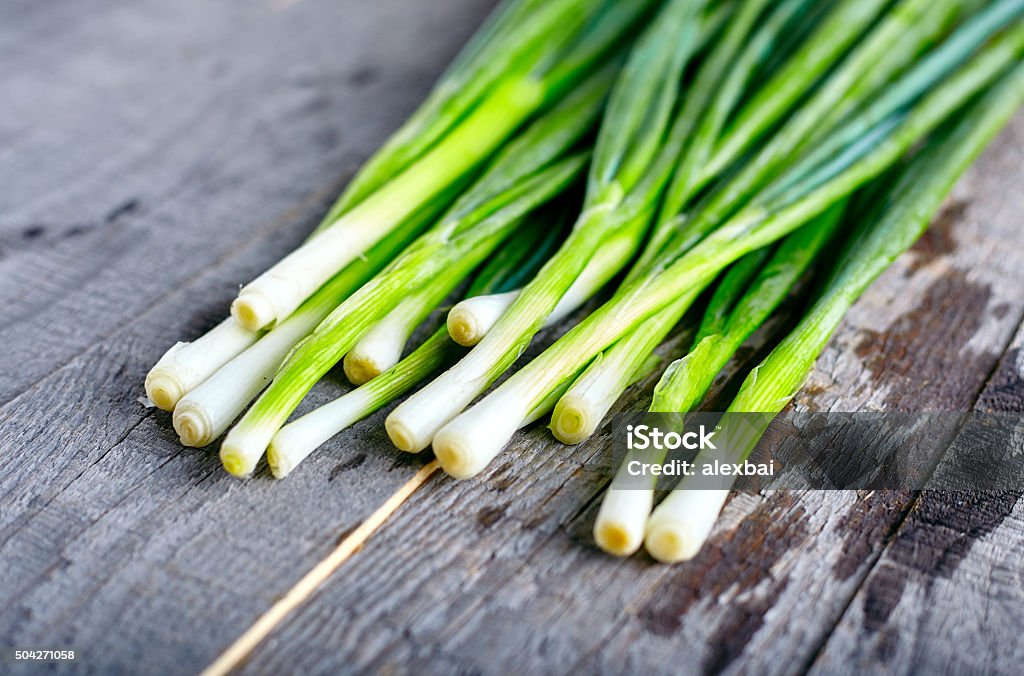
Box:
143;0;1023;566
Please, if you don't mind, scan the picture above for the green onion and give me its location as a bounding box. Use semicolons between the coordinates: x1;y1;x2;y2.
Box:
230;79;544;332
446;209;571;345
219;76;611;477
653;205;845;414
550;0;944;446
222;152;587;476
228;0;656;332
387;0;712;455
645;63;1024;563
534;0;982;450
430;26;1024;480
342;281;455;387
145;0;646;405
550;292;699;448
344;202;579;383
650;0;801;238
691;0;895;197
771;0;1024;201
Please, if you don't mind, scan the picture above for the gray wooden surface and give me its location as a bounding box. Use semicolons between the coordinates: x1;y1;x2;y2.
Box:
2;1;1023;675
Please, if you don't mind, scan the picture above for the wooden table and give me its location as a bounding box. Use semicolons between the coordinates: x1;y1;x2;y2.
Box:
3;1;1023;674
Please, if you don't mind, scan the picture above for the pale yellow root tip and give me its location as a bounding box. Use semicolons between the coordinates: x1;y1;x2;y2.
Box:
644;524;697;564
447;312;481;347
231;293;275;332
147;375;184;412
434;438;476;480
173;408;213;448
551;398;593;445
220;452;250;478
594;521;641;557
343;354;379;386
266;445;288;479
385;418;420;454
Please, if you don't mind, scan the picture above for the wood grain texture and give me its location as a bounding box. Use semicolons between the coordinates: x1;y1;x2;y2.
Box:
235;114;1024;676
2;1;1023;674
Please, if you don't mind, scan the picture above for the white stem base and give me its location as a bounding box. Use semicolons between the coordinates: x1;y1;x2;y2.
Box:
431;390;528;479
443;227;639;348
268;387;376;478
644;489;730;563
550;393;602;445
385;367;487;453
447;291;519;346
221;420;280;478
145;319;258;411
231;208;386;331
343;313;411;385
172;311;315;447
172;399;217;448
593;487;655;557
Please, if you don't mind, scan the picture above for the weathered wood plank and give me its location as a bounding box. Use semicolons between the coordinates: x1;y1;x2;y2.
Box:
808;323;1024;676
0;0;494;406
0;0;497;673
237;114;1024;675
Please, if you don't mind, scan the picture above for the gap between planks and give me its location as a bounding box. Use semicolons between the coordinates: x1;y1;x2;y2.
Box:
201;460;441;676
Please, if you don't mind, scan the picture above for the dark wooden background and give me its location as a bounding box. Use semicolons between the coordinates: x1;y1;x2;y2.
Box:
3;1;1024;674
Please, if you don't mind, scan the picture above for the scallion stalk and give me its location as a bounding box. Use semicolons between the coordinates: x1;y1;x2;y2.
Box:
146;0;589;404
342;191;573;387
544;0;973;451
268;328;458;478
230;80;545;332
343;271;467;386
167;182;460;447
222;154;587;476
679;0;976;254
645;65;1024;562
550;292;698;448
552;0;917;444
653;204;845;414
550;0;792;446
